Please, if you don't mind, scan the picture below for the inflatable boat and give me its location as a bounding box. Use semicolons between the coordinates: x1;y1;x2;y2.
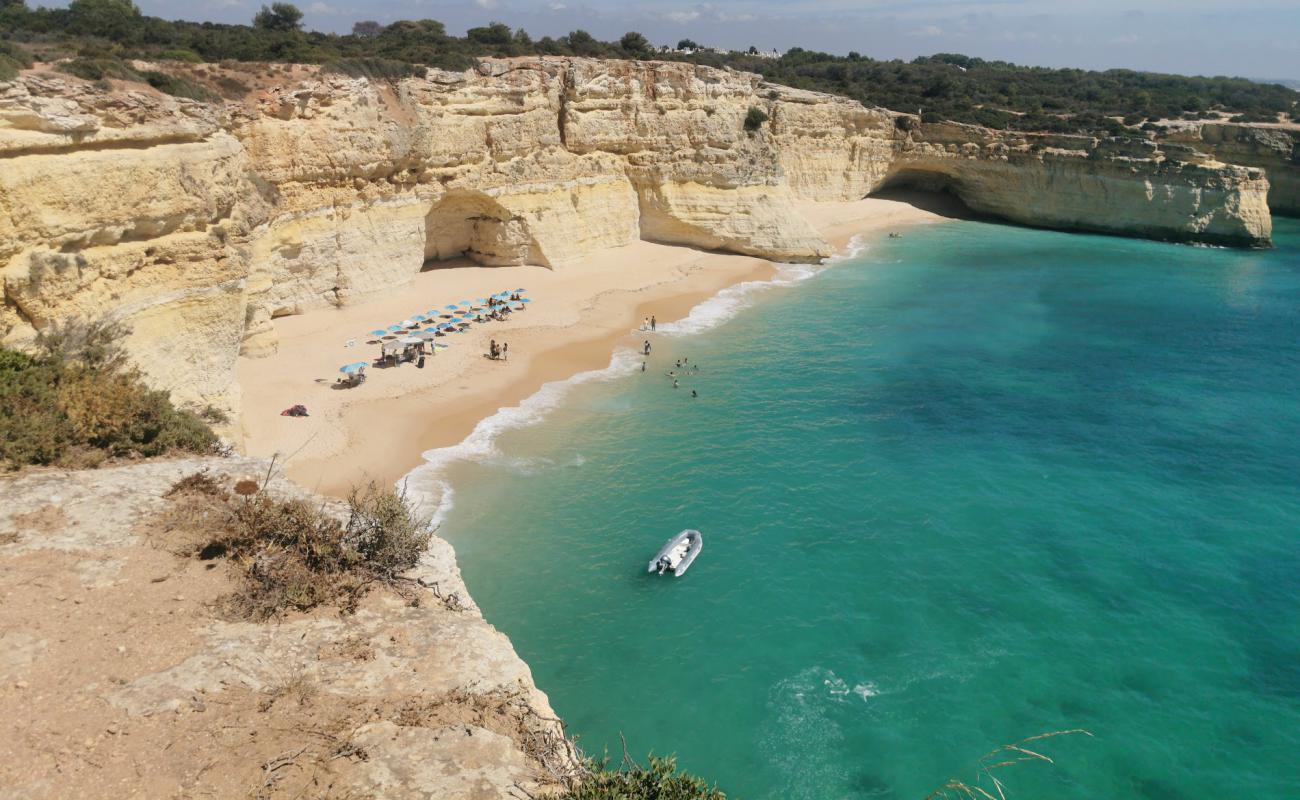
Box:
648;529;703;577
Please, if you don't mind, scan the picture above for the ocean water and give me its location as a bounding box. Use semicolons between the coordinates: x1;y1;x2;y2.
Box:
413;218;1300;799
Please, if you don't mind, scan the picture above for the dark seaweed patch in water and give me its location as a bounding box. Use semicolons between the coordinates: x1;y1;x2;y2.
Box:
1132;775;1189;800
850;771;895;798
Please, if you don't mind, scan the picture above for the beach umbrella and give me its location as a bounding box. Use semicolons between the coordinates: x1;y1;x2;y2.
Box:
339;362;367;373
426;309;439;316
444;304;458;310
519;298;531;303
386;325;402;332
459;299;471;306
435;343;450;349
412;314;427;322
369;329;386;337
515;288;526;292
476;298;488;304
416;331;439;341
400;335;422;345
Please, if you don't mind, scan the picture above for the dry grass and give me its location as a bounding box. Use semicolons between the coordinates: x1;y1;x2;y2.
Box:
157;472;432;620
923;730;1094;800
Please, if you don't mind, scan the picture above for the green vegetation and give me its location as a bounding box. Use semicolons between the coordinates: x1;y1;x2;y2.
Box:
2;0;1293;133
161;472;432;620
0;318;219;469
743;105;768;132
560;756;725;800
708;51;1296;134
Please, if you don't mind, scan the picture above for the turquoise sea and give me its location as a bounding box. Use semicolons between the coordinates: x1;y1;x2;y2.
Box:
413;218;1300;799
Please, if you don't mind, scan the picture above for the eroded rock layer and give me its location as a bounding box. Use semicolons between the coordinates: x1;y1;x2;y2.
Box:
0;58;1278;409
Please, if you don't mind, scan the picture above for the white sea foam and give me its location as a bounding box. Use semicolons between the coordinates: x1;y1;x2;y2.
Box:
400;238;871;523
401;347;640;523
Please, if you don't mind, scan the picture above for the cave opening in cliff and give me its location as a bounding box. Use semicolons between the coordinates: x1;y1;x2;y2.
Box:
868;169;975;220
422;190;541;270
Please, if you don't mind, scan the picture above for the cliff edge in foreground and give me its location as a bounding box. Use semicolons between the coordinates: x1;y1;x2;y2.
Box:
0;456;578;799
0;57;1276;412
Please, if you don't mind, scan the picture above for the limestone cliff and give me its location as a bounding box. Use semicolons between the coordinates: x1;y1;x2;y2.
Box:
0;57;1280;410
1160;122;1299;218
766;85;1273;246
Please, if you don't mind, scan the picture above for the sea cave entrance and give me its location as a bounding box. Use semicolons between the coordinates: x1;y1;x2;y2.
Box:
866;167;974;219
422;190;540;269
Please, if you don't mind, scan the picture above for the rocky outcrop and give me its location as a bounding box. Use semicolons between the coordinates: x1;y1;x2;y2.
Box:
0;58;1280;409
1161;122;1299;217
766;84;1273;246
0;456;579;798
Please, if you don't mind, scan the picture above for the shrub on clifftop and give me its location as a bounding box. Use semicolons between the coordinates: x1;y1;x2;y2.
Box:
0;318;218;469
160;474;433;620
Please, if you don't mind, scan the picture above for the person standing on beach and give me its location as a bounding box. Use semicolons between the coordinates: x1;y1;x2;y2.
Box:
644;317;650;330
643;340;651;355
642;362;646;372
503;342;509;361
651;315;657;331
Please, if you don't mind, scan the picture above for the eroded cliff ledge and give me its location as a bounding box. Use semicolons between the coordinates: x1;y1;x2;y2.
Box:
0;57;1277;409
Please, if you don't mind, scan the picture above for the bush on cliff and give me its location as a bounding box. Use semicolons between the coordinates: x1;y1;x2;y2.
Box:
160;473;432;620
560;755;725;800
0;318;218;469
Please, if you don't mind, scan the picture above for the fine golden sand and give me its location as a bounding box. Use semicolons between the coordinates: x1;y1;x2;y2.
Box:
235;198;948;497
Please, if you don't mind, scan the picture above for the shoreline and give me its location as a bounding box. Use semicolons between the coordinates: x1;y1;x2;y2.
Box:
236;197;954;499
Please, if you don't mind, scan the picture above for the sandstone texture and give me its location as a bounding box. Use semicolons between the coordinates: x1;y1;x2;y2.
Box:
0;456;579;799
0;57;1282;411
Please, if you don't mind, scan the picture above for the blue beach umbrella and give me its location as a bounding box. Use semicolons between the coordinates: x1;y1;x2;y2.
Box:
425;309;438;316
519;298;531;303
369;329;386;337
412;314;427;322
339;362;367;373
515;288;526;293
459;299;471;306
386;325;402;332
476;298;488;304
444;304;458;310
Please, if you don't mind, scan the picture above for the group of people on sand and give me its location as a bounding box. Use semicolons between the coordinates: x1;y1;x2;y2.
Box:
487;339;509;361
478;295;526;323
642;315;657;332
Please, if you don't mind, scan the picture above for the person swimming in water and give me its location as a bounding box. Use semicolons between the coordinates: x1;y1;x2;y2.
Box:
672;379;679;388
691;389;698;398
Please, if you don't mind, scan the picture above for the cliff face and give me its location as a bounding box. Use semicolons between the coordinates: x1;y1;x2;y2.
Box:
1161;122;1299;218
766;85;1273;245
0;58;1279;408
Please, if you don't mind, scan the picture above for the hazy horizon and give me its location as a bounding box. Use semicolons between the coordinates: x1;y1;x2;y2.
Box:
28;0;1300;81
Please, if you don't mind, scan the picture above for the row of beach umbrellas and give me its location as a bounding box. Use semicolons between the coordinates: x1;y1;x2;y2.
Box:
346;289;530;372
366;289;530;340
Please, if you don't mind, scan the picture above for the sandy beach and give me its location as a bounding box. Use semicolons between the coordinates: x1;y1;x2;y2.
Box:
236;197;950;497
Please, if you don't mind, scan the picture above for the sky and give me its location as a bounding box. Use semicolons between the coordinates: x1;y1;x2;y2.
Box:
117;0;1300;79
